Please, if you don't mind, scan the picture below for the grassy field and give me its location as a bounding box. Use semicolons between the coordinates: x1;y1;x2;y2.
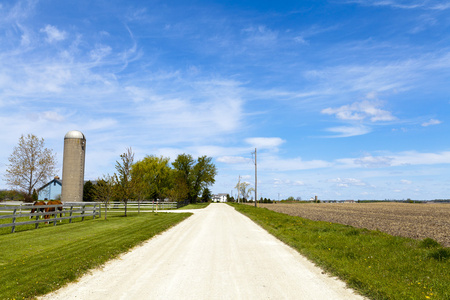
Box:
0;211;191;299
259;202;450;247
232;203;449;300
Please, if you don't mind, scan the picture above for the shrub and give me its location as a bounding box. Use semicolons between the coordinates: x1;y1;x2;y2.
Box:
419;238;441;249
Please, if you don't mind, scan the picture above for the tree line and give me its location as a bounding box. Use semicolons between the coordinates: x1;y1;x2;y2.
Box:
85;148;217;216
3;135;217;212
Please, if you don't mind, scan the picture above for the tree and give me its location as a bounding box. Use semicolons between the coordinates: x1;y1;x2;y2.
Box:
166;171;189;204
83;180;95;202
5;134;57;202
114;147;135;216
235;181;254;202
92;175;114;219
172;154;217;204
191;156;217;203
131;155;173;213
201;187;212;202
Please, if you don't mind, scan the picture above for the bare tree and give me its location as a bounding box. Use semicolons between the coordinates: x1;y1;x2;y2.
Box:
114;147;135;216
5;134;57;201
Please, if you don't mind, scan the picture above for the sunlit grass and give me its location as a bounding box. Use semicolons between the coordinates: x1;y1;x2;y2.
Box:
179;202;210;210
232;203;449;300
0;212;191;299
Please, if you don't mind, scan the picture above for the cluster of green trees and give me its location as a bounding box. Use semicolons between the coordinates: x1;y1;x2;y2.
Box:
85;148;217;216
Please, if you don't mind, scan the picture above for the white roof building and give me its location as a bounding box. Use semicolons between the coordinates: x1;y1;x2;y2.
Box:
212;193;228;202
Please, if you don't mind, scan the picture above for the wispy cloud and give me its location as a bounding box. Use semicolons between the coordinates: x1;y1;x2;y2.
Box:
343;0;450;10
422;119;442;126
245;137;285;149
40;25;67;43
328;177;366;188
322;100;396;122
337;151;450;168
325;125;372;138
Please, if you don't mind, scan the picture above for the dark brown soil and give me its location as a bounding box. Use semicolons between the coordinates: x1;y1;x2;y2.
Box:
259;202;450;247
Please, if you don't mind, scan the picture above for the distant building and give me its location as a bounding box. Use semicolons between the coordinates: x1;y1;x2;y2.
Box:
212;193;228;203
38;176;62;200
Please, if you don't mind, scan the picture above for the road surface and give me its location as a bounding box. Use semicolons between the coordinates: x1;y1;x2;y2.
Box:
41;203;366;300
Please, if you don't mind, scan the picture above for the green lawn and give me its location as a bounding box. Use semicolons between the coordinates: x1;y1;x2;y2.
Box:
0;212;191;299
232;203;449;300
179;202;210;210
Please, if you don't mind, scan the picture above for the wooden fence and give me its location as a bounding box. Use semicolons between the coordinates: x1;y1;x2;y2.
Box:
0;202;100;233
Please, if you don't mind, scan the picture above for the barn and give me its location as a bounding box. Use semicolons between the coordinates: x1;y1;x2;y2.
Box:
38;176;62;200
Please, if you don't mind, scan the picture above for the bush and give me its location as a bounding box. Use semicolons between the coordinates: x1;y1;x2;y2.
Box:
419;238;441;249
428;248;450;261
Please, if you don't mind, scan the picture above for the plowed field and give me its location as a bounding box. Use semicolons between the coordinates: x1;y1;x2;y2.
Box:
259;203;450;247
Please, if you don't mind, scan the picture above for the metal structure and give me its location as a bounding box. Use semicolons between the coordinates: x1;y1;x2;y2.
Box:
61;130;86;202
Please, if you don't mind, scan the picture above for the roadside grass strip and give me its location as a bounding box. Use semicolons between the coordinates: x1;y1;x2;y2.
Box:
0;212;191;299
179;202;210;210
232;204;449;300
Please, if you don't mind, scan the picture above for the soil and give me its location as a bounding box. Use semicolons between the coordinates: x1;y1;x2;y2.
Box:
259;202;450;247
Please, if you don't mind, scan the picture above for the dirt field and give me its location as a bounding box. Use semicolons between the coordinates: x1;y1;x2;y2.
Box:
259;202;450;247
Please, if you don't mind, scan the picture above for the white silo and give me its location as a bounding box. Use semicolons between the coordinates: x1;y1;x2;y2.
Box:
61;130;86;202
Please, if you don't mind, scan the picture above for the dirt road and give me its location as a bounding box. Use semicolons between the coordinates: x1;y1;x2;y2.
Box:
41;204;365;300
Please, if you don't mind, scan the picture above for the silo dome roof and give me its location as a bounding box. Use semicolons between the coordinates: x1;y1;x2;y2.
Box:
64;130;85;139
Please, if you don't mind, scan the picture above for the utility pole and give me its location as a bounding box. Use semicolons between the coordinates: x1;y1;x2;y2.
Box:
252;148;257;208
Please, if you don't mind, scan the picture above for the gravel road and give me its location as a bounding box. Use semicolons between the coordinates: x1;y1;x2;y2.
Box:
41;203;365;300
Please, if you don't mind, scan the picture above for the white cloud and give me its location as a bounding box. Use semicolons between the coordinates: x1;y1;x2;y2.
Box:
242;25;278;47
400;179;412;184
322;100;396;122
245;137;285;149
273;178;305;187
325;125;371;138
41;111;65;122
328;177;366;188
217;156;252;164
337;151;450;168
90;45;112;61
422;119;442;127
344;0;450;10
354;155;394;168
40;25;67;43
260;155;332;171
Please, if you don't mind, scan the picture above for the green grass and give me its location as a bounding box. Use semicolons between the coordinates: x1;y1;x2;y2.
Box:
232;203;449;300
0;212;191;299
179;202;210;210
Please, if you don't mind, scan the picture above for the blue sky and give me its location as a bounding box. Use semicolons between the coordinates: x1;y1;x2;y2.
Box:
1;0;450;200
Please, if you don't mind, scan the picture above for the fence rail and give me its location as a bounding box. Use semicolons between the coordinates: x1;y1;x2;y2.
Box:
0;202;100;233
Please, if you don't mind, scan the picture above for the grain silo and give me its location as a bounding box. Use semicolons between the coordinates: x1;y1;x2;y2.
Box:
61;130;86;202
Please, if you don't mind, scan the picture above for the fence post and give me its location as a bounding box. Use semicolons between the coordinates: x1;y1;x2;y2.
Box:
93;204;96;219
53;206;58;226
35;212;40;229
81;204;85;221
69;205;74;223
11;209;17;233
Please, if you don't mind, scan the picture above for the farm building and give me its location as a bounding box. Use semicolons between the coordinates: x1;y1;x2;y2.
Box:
38;176;62;200
38;178;96;201
213;193;228;202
